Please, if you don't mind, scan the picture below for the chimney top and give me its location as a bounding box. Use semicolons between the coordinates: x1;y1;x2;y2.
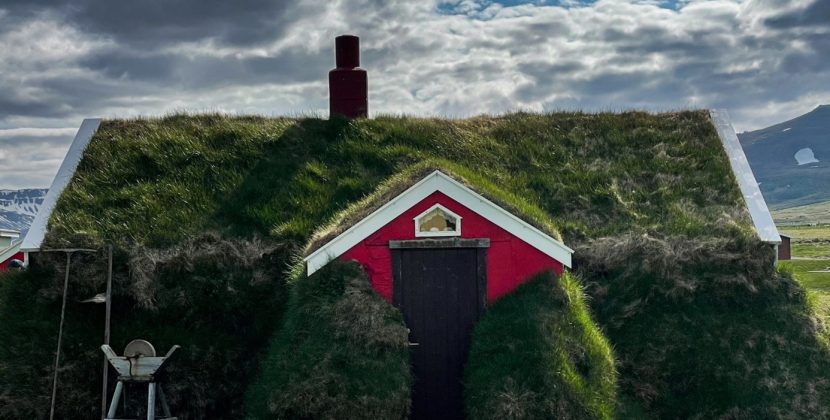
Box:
335;35;360;69
329;35;367;119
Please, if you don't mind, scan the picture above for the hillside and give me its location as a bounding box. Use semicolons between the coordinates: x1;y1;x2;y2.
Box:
773;201;830;225
739;105;830;209
0;188;47;235
1;112;829;419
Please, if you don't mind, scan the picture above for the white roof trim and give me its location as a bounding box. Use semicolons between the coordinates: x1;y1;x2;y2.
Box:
304;170;573;276
710;109;781;244
21;119;102;251
0;229;20;239
0;242;21;263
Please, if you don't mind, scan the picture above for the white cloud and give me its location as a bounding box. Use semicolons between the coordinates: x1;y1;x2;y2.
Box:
0;128;78;138
0;0;829;187
0;11;112;68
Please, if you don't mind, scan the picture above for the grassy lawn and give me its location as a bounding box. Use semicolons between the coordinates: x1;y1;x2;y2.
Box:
792;243;830;258
779;224;830;259
779;224;830;322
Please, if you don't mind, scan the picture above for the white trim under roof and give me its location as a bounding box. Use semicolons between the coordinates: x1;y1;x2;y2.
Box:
0;229;20;239
0;229;20;241
304;170;573;276
21;118;102;252
0;242;22;264
710;109;781;244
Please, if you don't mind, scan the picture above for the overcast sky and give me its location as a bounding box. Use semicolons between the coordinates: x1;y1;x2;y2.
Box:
0;0;828;189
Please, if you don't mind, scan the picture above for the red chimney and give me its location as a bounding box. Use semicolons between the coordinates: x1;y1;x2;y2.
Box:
329;35;367;119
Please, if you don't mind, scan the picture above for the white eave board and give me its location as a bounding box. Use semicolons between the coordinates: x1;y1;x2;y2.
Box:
304;170;573;276
20;119;102;251
710;109;781;244
0;242;22;263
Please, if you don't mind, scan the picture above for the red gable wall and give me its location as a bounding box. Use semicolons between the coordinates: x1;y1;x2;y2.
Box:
341;191;564;303
0;251;24;271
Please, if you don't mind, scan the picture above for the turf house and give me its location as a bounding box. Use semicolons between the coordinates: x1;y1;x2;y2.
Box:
1;35;829;420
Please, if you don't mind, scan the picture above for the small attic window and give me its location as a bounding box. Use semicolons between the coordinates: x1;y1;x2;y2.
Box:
414;204;462;237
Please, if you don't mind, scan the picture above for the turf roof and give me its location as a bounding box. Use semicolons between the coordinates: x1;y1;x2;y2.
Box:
13;110;830;419
45;110;754;250
302;160;565;257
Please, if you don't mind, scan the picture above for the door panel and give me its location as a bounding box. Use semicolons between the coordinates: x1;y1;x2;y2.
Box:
393;247;486;420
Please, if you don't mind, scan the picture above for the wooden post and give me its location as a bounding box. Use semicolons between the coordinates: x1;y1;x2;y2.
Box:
101;245;113;419
49;252;72;420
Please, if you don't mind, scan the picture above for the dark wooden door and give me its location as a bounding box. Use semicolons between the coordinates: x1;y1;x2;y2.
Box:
392;241;487;420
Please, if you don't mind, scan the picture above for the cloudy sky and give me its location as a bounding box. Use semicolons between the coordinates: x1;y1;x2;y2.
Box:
0;0;828;189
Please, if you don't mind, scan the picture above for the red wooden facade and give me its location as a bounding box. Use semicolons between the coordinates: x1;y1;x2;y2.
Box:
0;251;24;271
341;191;564;303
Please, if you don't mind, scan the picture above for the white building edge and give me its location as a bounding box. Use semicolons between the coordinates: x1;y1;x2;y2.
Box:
709;109;782;245
18;112;781;264
19;119;101;262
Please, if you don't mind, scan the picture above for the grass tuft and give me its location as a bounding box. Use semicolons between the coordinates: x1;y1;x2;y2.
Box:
245;260;411;419
577;234;830;418
465;271;617;420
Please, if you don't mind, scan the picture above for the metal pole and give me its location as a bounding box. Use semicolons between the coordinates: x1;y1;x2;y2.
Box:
49;252;72;420
147;382;157;420
101;245;113;419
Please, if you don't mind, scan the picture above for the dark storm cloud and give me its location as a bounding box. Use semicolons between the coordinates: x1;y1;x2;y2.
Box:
765;0;830;28
515;60;585;101
0;92;63;119
0;133;74;188
2;0;300;47
0;75;135;122
78;48;329;88
573;71;665;97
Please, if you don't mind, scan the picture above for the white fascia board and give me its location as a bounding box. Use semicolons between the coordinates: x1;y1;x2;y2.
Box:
710;109;781;244
0;242;21;263
305;170;573;275
0;229;20;239
21;119;102;252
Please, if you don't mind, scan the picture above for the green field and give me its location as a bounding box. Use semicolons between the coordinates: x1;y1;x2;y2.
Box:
779;224;830;322
773;201;830;225
779;224;830;259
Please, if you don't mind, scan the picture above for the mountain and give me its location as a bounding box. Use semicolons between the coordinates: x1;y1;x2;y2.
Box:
0;188;48;237
739;105;830;209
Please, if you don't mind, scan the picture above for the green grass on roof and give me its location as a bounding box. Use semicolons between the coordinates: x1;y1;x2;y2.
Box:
245;260;411;419
48;110;752;251
304;159;563;256
14;110;813;419
465;271;617;420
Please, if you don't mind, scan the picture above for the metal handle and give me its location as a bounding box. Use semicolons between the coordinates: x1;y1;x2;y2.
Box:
408;342;420;347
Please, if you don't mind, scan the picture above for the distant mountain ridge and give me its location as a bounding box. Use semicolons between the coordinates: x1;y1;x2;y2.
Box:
739;105;830;209
0;189;48;237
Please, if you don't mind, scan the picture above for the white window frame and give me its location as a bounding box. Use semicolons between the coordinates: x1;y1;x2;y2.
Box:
413;203;462;237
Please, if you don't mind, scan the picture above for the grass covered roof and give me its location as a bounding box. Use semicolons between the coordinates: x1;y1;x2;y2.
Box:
302;161;565;257
8;110;830;419
46;110;754;250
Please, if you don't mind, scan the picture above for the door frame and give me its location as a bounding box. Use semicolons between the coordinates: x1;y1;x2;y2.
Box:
389;238;489;316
